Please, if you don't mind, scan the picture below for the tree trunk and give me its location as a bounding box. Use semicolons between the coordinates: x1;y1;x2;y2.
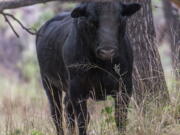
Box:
163;0;180;90
121;0;170;106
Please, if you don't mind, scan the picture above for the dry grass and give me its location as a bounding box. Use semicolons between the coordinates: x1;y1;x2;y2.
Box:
0;76;55;135
0;73;180;135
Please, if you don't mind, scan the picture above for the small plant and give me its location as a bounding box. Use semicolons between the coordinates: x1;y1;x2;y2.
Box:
10;129;21;135
101;106;115;124
31;130;44;135
174;104;180;123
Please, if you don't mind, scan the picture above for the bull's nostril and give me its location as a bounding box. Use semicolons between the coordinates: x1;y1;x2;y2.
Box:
98;49;116;58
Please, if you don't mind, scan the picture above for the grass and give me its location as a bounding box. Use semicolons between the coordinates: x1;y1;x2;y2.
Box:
0;75;54;135
0;72;180;135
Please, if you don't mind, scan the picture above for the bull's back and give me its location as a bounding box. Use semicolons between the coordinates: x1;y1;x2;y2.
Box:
36;12;72;86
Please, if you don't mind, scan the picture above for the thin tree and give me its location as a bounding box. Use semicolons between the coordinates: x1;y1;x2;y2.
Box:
163;0;180;90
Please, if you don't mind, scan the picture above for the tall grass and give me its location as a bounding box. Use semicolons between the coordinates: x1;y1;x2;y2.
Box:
0;73;179;135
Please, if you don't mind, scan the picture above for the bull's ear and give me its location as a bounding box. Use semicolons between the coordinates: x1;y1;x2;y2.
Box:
71;4;88;18
122;3;141;16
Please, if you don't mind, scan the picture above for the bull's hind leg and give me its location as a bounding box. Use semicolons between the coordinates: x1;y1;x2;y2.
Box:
42;79;64;135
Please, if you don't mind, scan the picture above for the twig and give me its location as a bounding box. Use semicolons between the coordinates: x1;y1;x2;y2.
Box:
0;11;37;37
1;12;19;37
3;12;37;35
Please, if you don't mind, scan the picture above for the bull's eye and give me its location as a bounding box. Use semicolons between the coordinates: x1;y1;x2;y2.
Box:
88;20;98;29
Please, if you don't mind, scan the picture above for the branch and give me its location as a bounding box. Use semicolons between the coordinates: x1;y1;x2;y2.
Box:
0;0;88;12
3;12;36;35
0;0;59;11
2;12;19;37
0;11;37;37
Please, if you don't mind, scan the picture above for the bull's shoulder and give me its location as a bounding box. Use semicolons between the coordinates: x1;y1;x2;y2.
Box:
44;12;71;28
36;12;72;44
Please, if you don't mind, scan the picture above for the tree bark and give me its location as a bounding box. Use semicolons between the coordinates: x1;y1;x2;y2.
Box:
121;0;170;106
163;0;180;90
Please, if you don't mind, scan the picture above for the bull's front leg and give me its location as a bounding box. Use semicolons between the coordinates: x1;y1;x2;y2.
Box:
69;79;90;135
114;74;132;134
73;99;89;135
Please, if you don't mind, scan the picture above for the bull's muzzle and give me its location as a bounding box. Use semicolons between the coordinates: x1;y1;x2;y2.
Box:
96;47;117;61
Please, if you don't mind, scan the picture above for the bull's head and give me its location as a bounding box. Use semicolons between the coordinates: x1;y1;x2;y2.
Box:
71;1;141;61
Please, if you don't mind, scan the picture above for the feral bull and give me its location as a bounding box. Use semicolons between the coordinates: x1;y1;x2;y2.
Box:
36;1;141;135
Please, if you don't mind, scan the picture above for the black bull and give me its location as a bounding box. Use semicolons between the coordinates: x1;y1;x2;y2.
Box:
36;1;141;135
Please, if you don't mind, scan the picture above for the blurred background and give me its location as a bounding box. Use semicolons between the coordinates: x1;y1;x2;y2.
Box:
0;0;179;135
